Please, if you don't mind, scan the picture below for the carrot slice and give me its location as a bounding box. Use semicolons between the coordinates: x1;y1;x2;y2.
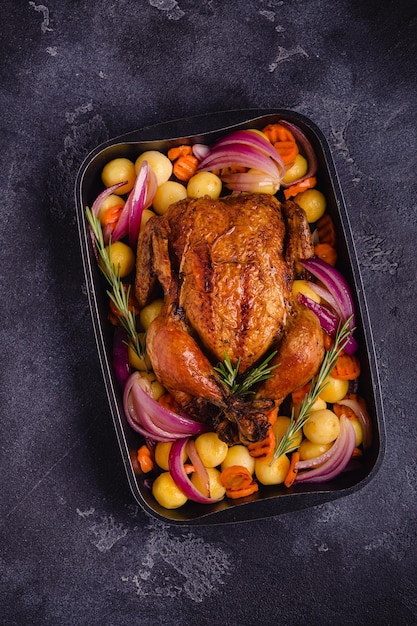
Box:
274;140;299;166
225;484;259;499
262;123;296;144
220;465;259;499
167;145;192;161
173;154;199;181
283;176;317;199
284;451;300;488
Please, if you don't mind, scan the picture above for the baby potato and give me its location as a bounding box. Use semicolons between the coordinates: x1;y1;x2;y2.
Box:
155;441;187;471
135;151;172;186
303;409;340;445
298;439;333;461
97;194;125;226
101;158;136;195
152;472;187;509
221;445;255;475
191;467;226;500
139;299;164;331
255;453;290;486
187;171;222;199
282;154;308;184
152;180;187;215
294;189;327;223
102;241;135;277
319;375;349;404
194;432;228;468
273;416;302;449
292;279;321;304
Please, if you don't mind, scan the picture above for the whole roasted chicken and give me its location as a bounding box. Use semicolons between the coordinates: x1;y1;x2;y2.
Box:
135;193;324;444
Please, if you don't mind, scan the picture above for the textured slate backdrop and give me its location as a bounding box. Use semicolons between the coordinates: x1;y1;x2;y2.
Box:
1;1;416;624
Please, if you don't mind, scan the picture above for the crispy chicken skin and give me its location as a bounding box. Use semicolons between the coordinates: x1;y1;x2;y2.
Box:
135;193;324;444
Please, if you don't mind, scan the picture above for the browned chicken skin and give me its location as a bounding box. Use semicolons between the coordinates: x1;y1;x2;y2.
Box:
135;193;324;444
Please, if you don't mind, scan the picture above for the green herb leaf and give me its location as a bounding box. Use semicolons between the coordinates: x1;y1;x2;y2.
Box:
215;350;279;395
85;206;145;362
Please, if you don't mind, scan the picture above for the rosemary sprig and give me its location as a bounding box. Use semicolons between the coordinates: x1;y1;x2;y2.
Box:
85;206;145;361
272;316;354;462
214;351;279;395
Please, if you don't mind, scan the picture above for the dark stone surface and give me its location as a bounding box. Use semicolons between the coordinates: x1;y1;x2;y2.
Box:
1;1;416;624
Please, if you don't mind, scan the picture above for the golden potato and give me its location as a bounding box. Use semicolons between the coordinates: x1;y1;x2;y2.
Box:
194;432;228;468
255;453;290;485
303;409;340;445
221;445;255;475
152;472;187;509
101;158;136;195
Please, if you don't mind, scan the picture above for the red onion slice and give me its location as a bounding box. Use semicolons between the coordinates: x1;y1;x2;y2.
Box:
214;130;285;168
297;292;359;355
198;145;282;182
192;143;210;161
298;293;339;336
128;161;149;247
306;281;339;313
187;439;210;497
124;376;182;441
169;438;223;504
294;415;357;483
301;258;356;326
123;372;208;441
144;169;158;209
111;161;149;245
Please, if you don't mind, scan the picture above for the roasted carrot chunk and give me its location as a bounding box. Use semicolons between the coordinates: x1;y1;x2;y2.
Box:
283;176;317;199
247;426;276;459
314;242;338;266
173;154;199;181
167;145;193;161
262;123;296;144
331;352;361;380
274;140;299;167
316;213;336;246
137;445;154;473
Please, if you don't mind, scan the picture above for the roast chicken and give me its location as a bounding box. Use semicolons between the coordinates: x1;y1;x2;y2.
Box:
135;193;324;444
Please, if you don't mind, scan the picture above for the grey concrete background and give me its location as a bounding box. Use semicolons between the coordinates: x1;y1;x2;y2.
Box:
1;1;416;624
